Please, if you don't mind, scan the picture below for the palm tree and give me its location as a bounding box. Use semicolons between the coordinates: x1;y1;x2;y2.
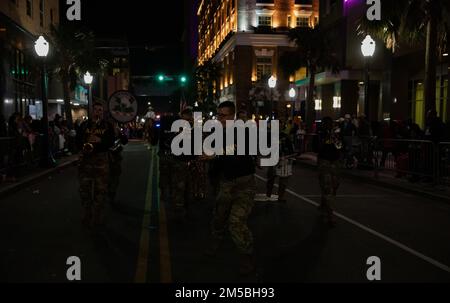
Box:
280;26;340;126
48;23;108;128
357;0;450;119
195;61;221;111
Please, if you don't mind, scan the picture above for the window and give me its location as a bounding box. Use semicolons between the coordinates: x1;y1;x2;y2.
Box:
9;48;36;116
287;15;291;27
26;0;32;17
413;81;425;128
256;57;272;81
296;17;309;27
39;0;44;27
258;15;272;27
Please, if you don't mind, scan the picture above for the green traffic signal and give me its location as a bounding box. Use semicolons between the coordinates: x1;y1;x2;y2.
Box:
180;76;187;83
158;75;165;81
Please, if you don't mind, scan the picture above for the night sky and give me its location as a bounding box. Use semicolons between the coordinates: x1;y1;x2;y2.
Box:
60;0;191;75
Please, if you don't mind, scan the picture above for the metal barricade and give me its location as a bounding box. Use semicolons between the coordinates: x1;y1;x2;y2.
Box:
372;139;436;181
0;137;13;174
300;134;318;154
0;135;43;177
438;142;450;186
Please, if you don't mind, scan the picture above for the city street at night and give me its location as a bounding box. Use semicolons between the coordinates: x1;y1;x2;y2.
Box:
1;141;450;283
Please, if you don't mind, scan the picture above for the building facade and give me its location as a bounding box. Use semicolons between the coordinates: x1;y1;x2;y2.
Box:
0;0;59;122
299;0;449;127
197;0;319;117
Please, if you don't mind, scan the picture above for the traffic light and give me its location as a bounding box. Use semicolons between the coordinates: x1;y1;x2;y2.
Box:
158;74;165;82
180;76;187;83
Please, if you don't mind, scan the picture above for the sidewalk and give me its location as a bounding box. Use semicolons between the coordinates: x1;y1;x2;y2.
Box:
296;153;450;203
0;155;79;199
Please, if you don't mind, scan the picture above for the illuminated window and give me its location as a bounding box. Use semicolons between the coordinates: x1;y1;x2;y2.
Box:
256;57;272;81
296;17;309;27
258;16;272;27
287;15;292;27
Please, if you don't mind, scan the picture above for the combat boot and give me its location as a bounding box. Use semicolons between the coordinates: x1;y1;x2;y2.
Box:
239;253;256;276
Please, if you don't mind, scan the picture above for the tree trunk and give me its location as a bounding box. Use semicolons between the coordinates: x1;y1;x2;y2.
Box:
306;69;316;130
62;74;73;129
424;13;438;118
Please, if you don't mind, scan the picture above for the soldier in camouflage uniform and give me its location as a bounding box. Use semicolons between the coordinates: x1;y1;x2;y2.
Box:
77;102;116;228
158;111;193;214
204;101;257;276
171;109;195;212
317;116;342;227
158;116;176;203
108;122;128;204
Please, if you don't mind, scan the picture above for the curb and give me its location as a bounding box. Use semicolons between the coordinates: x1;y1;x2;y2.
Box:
295;160;450;204
0;158;79;199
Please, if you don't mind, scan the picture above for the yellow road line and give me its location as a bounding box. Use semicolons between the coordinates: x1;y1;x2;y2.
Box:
134;149;155;283
157;152;173;283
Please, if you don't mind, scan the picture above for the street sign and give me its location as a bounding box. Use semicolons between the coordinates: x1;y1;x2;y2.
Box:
108;90;138;123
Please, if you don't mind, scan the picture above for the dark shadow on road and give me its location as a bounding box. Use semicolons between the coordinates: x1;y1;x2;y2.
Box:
258;217;331;282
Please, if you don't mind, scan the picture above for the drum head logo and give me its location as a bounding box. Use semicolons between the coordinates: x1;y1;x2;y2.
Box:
108;91;138;123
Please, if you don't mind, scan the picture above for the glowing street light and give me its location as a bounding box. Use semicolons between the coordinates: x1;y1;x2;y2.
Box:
268;76;277;89
84;71;94;118
361;35;376;118
34;36;49;57
268;76;277;119
34;35;54;167
83;71;93;85
289;87;296;99
361;35;376;57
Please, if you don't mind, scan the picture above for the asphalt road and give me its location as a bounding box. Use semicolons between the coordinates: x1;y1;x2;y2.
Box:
1;141;450;283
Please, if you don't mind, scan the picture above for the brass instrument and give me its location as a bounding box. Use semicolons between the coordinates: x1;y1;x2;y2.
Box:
82;143;95;155
332;127;343;150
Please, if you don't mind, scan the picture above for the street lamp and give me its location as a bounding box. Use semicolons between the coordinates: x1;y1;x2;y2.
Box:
35;35;54;168
268;76;277;120
361;34;376;118
289;87;296;119
83;71;93;119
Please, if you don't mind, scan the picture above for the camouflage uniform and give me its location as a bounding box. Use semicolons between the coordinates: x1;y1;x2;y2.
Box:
317;122;342;224
211;175;256;254
77;119;115;228
318;159;340;215
158;152;191;209
108;124;127;203
190;159;207;199
79;153;110;227
171;159;192;209
158;153;173;203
